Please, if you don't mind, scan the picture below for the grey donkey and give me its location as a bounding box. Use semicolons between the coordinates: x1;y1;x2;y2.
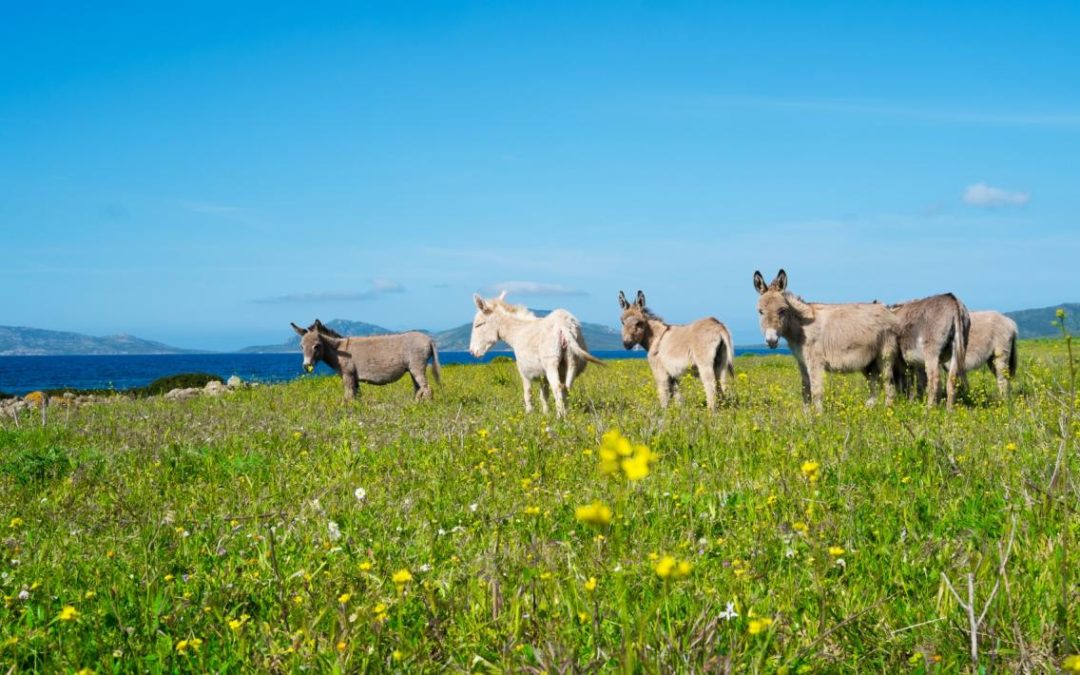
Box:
291;320;441;402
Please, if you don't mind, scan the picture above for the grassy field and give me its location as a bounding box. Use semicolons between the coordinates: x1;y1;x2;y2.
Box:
1;338;1078;673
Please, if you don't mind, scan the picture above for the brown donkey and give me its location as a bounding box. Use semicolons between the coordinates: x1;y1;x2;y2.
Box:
618;290;735;410
888;294;970;409
290;320;440;402
962;310;1018;398
754;269;902;411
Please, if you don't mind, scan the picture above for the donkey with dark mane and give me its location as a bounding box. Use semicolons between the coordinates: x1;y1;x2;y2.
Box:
618;290;735;411
888;294;970;409
754;269;902;411
469;292;603;417
291;319;440;403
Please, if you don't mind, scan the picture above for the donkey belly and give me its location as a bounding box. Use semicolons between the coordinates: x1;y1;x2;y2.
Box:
356;364;408;385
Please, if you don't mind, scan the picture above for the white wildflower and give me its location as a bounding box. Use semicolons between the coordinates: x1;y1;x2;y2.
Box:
354;487;366;503
327;520;342;541
18;589;30;601
719;601;738;621
469;503;478;513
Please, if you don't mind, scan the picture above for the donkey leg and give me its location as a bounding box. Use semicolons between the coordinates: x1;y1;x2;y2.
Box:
546;368;567;417
993;353;1009;398
924;357;941;409
411;368;432;401
809;366;826;413
944;359;959;410
538;377;551;415
699;360;718;411
882;352;897;406
796;362;811;406
521;376;535;414
342;372;359;403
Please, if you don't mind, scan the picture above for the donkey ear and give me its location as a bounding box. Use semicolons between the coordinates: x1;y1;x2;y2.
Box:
291;322;307;336
473;293;489;312
753;271;768;295
772;269;788;292
635;290;646;307
618;291;630;310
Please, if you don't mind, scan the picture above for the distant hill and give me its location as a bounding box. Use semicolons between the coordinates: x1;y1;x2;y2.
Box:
0;326;199;356
238;320;400;353
240;313;625;353
1005;303;1080;339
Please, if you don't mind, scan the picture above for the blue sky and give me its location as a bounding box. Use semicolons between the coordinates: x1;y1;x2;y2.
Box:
3;2;1078;350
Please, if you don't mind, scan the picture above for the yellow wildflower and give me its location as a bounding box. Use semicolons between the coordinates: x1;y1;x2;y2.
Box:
392;649;404;661
801;461;820;482
523;506;541;516
1063;655;1080;672
338;593;351;604
1057;308;1067;320
748;617;773;635
336;641;347;652
1005;442;1017;452
58;605;79;621
76;669;94;675
584;577;597;592
358;560;373;571
574;501;613;527
828;546;845;556
8;517;22;529
392;569;413;585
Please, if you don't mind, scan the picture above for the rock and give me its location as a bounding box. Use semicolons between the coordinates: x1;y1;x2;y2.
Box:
204;380;227;396
23;391;46;406
226;375;242;389
63;392;75;399
164;387;201;401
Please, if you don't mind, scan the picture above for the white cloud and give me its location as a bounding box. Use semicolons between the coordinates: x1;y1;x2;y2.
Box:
962;183;1030;208
253;279;406;304
481;281;586;297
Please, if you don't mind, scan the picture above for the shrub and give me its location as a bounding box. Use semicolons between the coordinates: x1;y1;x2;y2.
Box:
136;373;223;397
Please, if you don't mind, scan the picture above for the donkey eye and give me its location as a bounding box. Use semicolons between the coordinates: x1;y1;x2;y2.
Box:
758;309;763;315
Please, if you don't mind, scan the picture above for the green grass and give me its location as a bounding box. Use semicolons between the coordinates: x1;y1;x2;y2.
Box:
1;340;1078;673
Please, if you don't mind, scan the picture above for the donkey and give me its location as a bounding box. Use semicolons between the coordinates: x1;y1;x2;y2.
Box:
290;319;440;403
888;294;971;409
961;310;1018;398
753;269;902;412
618;290;735;410
469;292;603;417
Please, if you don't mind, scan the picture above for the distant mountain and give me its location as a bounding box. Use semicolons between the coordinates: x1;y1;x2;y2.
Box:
0;326;199;356
238;319;399;353
1005;303;1080;339
239;313;625;353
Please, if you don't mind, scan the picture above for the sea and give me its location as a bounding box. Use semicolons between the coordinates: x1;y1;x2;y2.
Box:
0;347;784;397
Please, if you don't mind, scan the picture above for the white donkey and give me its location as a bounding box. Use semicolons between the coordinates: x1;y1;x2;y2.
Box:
469;292;603;417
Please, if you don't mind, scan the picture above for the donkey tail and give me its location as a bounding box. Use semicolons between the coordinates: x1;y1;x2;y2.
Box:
1007;331;1018;378
429;341;442;384
723;327;736;376
949;294;970;379
564;334;605;366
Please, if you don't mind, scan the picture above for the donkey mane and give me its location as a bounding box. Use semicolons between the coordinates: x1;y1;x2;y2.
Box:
488;298;536;318
308;320;345;339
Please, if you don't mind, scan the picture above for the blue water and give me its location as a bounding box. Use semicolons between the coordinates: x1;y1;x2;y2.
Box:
0;347;783;396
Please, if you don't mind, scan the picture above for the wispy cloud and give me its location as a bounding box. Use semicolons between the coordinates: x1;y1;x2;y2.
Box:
962;183;1031;207
481;281;586;297
252;279;406;304
697;96;1080;128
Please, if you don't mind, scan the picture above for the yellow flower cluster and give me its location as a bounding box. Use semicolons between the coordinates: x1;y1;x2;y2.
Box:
574;501;613;527
1063;655;1080;672
800;461;820;483
654;555;693;580
57;606;79;621
597;430;655;481
175;637;203;654
392;569;413;585
748;617;773;635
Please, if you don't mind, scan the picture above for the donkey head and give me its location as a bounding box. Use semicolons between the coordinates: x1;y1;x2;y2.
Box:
617;290;648;350
291;321;325;372
469;292;506;357
753;269;790;348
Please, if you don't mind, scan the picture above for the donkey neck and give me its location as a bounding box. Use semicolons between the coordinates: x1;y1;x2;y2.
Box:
641;317;670;352
319;335;350;373
781;294;815;344
493;311;540;348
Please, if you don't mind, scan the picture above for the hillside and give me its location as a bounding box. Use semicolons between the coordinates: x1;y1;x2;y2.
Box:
0;326;199;356
241;314;626;353
238;319;400;353
1005;302;1080;338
